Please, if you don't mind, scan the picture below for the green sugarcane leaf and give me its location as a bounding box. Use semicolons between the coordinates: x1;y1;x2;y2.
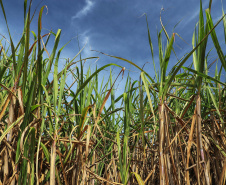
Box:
206;8;226;71
40;142;50;163
0;114;24;144
207;87;224;123
132;172;145;185
73;63;123;99
209;137;226;157
162;13;225;99
182;66;225;87
141;72;156;124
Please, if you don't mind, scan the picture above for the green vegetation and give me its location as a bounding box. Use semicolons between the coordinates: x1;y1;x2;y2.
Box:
0;0;225;184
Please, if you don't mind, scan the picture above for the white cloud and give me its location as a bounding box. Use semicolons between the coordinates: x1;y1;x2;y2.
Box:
72;0;95;19
81;31;90;45
75;30;94;58
182;1;210;27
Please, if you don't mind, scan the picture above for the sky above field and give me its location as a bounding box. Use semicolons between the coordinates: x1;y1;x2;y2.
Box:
0;0;225;90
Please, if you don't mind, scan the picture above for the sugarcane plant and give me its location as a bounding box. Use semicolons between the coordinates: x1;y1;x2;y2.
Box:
100;0;226;184
0;0;226;184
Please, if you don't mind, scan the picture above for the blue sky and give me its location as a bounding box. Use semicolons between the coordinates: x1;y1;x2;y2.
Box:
0;0;225;92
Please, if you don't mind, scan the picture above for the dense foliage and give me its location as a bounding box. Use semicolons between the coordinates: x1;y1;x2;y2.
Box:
0;0;225;184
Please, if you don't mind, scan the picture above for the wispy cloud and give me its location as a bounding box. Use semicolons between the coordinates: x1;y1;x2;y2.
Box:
182;1;210;27
77;30;93;58
72;0;95;19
